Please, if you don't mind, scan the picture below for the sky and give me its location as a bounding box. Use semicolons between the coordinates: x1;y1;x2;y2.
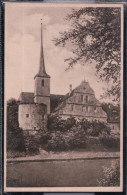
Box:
5;3;112;102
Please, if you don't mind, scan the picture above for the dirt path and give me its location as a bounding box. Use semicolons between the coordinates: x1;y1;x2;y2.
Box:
7;150;120;162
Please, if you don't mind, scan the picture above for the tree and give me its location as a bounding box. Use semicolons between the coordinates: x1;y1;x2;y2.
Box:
7;98;19;130
54;7;121;102
7;98;25;152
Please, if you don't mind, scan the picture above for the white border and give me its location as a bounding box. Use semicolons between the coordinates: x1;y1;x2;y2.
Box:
4;3;124;192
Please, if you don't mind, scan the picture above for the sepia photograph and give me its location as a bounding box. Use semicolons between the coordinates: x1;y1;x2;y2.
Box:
4;3;123;192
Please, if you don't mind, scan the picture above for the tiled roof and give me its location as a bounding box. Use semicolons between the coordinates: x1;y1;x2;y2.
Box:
50;94;65;112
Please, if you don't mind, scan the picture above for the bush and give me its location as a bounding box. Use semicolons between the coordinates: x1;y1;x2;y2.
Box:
47;114;77;132
46;128;87;151
98;160;120;186
25;135;40;154
46;132;66;151
100;135;120;149
47;115;111;137
46;115;111;151
7;127;26;152
40;131;52;149
90;120;111;137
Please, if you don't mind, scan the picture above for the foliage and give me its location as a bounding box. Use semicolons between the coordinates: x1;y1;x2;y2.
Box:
102;103;120;123
54;7;121;102
99;135;120;149
7;98;25;152
98;160;120;186
46;115;111;151
47;115;76;132
7;98;19;130
47;115;111;137
25;135;40;154
46;128;87;152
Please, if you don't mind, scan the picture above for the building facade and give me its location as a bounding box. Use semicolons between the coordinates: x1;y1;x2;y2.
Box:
18;21;107;131
53;81;107;122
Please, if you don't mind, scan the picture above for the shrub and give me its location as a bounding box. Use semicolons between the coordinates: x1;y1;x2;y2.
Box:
7;127;26;152
98;160;120;186
47;115;77;133
25;135;40;154
65;117;77;130
100;135;120;149
47;115;111;137
47;114;66;132
90;120;111;137
40;131;52;150
46;128;87;151
46;132;66;151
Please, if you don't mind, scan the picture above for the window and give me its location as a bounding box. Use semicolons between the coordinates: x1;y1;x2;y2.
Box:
44;114;47;119
42;79;44;87
33;127;36;131
94;106;97;112
26;114;29;118
82;106;85;111
81;95;83;102
74;96;76;102
71;105;73;111
86;105;88;112
86;95;88;102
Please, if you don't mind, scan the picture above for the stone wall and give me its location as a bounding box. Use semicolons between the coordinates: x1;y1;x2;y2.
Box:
34;96;50;114
18;103;47;130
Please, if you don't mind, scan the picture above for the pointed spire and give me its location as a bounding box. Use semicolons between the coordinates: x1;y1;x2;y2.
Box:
35;19;50;78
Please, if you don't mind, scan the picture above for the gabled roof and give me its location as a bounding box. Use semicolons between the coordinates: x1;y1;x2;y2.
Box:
54;80;101;112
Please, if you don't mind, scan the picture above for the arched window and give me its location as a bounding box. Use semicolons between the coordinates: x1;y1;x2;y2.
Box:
42;79;44;87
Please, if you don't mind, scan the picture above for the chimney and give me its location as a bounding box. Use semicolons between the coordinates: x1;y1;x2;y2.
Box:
69;84;72;95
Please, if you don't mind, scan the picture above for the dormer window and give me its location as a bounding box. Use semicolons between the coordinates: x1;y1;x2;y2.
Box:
42;79;44;87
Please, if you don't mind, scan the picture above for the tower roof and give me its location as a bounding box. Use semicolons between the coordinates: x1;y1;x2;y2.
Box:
35;20;50;79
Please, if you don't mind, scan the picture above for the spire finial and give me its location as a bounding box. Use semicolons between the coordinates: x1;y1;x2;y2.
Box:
34;18;50;79
41;18;42;47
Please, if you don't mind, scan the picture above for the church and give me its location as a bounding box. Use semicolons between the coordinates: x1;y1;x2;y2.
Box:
18;22;107;131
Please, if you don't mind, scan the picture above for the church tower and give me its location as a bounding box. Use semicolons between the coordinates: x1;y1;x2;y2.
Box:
34;20;50;114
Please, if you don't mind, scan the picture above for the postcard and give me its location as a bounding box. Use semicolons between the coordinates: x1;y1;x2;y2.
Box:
4;2;123;192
